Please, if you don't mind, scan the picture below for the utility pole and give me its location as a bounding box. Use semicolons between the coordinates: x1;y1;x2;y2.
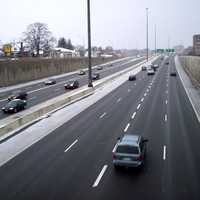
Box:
155;24;157;55
87;0;93;87
146;8;149;62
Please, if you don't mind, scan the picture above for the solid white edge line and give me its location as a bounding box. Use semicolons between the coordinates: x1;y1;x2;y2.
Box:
99;112;107;119
163;145;166;160
92;165;108;187
137;104;141;110
124;123;130;132
64;139;78;152
131;112;137;119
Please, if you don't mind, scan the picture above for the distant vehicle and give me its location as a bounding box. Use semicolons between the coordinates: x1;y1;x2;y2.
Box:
151;64;158;72
92;73;100;80
170;72;177;76
2;99;27;113
97;66;103;70
64;80;79;89
8;91;28;101
44;79;56;85
129;75;136;81
153;64;159;69
147;69;155;75
78;70;86;75
113;134;148;169
141;66;147;71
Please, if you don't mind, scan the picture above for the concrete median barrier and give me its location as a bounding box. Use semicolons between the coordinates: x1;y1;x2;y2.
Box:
0;56;158;140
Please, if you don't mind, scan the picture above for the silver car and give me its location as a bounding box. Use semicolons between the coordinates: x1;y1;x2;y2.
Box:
113;134;148;169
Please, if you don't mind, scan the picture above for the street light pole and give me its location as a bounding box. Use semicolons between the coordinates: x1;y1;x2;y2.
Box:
87;0;93;87
146;8;149;62
155;24;157;55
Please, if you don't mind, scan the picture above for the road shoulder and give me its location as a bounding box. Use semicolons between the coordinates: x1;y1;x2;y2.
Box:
175;55;200;122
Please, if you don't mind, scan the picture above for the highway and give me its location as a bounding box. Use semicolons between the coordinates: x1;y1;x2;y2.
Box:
0;57;144;120
0;55;200;200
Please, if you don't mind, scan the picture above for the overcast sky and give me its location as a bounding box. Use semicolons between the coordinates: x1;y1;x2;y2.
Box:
0;0;200;49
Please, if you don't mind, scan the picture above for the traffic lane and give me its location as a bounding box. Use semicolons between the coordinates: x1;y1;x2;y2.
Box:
0;57;144;107
0;57;147;119
88;57;169;200
0;57;135;100
165;58;200;200
0;64;155;199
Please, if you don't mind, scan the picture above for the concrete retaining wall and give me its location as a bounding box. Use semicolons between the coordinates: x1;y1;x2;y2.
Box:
0;57;116;87
179;56;200;86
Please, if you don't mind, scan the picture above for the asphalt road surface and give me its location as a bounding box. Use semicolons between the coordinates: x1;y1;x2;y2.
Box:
0;57;144;120
0;55;199;200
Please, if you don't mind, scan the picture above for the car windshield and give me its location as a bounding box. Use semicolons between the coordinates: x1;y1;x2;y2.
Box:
116;145;139;154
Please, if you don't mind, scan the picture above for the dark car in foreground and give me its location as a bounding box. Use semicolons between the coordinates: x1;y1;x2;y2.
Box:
8;91;28;101
44;79;56;85
92;73;100;80
2;99;27;113
129;75;136;81
113;134;148;169
64;80;79;89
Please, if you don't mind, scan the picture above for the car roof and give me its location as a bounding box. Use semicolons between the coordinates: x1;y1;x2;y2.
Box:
119;134;141;146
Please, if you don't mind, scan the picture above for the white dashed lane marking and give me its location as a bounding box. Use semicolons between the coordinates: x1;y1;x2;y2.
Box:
92;165;108;188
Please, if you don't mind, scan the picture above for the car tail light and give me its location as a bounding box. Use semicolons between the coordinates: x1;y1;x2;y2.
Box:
139;155;144;161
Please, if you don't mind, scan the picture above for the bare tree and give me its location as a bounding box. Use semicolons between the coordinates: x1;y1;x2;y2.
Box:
23;22;55;56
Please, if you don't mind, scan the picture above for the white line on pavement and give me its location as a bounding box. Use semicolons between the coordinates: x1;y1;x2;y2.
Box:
124;123;130;132
0;98;7;103
166;90;168;94
163;145;167;160
117;98;121;103
165;114;168;121
144;93;147;96
146;89;149;92
128;89;131;92
165;100;168;104
141;97;144;102
64;139;78;153
137;104;141;110
92;165;108;188
99;112;107;119
112;144;117;153
131;112;137;119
